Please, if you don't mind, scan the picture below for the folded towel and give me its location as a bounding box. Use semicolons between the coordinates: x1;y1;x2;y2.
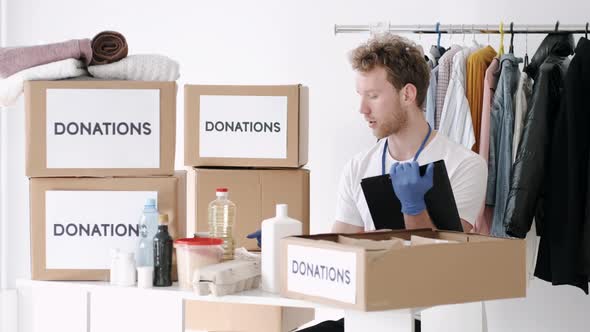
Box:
90;31;128;65
88;54;179;81
0;39;91;78
0;58;87;107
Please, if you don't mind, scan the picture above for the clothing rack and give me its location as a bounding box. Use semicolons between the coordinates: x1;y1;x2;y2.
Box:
334;23;590;35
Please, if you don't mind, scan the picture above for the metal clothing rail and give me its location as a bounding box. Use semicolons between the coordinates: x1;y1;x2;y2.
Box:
334;23;590;35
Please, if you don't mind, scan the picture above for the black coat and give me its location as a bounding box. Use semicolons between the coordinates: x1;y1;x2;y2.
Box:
504;33;575;240
537;37;590;294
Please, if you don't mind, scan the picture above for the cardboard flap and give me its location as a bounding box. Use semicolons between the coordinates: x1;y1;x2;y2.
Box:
410;235;459;246
338;235;405;251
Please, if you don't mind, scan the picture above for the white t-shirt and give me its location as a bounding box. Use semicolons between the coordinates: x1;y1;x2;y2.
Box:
335;132;487;230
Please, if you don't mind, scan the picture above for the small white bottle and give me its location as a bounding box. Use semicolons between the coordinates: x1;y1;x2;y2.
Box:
110;248;120;285
116;252;136;287
261;204;302;293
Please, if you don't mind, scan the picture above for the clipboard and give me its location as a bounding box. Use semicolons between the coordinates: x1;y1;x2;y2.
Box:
360;160;462;231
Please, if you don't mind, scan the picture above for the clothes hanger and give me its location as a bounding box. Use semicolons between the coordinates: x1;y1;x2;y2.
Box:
555;20;560;33
418;24;422;42
462;24;466;45
509;22;515;54
585;22;588;39
472;24;476;44
487;24;490;45
524;27;529;68
498;22;505;57
449;24;453;45
436;22;441;49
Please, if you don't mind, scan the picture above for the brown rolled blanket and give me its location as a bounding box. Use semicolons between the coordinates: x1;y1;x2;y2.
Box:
90;31;128;65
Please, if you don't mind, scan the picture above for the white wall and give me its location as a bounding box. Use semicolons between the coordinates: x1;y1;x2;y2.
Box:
3;0;590;330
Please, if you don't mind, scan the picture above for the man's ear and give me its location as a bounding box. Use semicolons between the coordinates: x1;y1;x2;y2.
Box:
401;83;418;106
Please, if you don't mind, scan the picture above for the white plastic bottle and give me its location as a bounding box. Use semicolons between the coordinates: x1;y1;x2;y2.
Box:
261;204;302;293
116;252;136;287
109;248;120;285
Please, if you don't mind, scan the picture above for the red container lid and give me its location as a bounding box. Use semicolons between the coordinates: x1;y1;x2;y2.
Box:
216;188;228;192
174;237;224;246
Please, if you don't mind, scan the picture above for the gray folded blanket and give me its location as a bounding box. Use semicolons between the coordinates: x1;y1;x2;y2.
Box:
0;39;92;78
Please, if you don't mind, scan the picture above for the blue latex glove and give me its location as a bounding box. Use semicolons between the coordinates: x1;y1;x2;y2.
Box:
247;229;262;248
389;161;434;215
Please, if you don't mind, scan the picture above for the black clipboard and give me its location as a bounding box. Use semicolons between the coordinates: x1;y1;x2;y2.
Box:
360;160;462;231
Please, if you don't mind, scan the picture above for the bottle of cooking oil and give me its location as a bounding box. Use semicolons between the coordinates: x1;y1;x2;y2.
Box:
208;188;236;260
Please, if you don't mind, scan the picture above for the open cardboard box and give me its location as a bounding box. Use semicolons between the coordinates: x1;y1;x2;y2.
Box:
280;229;526;311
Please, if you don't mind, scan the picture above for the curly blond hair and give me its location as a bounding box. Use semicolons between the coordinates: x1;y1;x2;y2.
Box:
350;34;430;107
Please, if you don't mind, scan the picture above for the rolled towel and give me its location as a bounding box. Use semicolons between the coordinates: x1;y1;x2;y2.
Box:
90;31;128;65
0;39;91;78
0;58;87;107
88;54;180;81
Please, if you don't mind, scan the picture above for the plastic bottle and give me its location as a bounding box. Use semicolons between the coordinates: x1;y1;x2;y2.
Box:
208;188;236;261
153;214;173;287
261;204;302;293
137;198;159;267
116;252;136;286
109;248;120;285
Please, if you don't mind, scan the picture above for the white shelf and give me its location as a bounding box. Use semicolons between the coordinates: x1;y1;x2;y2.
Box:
16;278;323;309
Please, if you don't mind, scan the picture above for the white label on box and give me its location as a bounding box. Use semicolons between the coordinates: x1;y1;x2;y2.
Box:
46;89;160;168
199;95;288;159
45;190;157;269
287;244;357;304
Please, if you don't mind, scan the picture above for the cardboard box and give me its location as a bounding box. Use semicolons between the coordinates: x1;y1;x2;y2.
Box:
184;85;308;168
280;229;526;311
188;168;310;250
30;174;186;280
184;300;314;332
25;80;176;177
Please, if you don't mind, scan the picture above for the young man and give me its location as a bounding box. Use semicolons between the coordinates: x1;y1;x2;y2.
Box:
299;34;487;332
333;34;487;234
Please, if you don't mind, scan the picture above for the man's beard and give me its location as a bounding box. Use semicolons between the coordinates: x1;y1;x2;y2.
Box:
374;107;408;139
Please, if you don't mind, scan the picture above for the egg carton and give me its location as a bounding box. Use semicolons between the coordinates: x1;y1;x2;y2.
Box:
192;259;261;296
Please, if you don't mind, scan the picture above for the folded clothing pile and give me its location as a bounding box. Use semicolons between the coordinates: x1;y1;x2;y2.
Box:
0;30;179;107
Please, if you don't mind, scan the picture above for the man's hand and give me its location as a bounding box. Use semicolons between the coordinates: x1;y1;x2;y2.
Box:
390;161;434;216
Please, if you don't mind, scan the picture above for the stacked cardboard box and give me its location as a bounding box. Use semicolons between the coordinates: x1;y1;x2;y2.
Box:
184;85;310;250
25;80;186;280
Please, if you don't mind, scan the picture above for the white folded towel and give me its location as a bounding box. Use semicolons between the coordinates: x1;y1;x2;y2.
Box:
0;58;87;107
88;54;180;81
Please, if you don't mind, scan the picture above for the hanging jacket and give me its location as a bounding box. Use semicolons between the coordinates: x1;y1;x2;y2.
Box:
536;37;590;294
439;44;480;149
503;33;575;239
512;72;534;162
435;45;464;129
467;46;497;153
474;58;500;235
487;53;522;237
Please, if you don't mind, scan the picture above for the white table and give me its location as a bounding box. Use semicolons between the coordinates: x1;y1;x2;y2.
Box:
16;279;484;332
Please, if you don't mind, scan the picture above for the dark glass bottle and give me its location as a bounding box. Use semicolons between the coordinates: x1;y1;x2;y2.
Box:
153;214;173;287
